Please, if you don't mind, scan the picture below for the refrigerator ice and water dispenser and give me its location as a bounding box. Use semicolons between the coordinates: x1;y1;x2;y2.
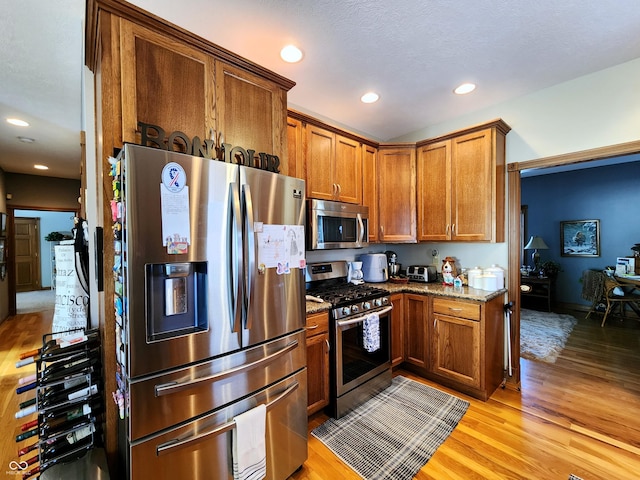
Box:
145;262;208;342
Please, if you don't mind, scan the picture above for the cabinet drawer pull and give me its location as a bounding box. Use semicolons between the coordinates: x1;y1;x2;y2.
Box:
306;324;319;330
325;339;330;352
448;307;463;312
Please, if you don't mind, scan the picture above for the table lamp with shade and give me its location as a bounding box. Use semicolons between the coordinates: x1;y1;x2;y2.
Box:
524;235;549;272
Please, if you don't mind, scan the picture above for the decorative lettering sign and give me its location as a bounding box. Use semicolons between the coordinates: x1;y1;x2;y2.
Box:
137;121;281;173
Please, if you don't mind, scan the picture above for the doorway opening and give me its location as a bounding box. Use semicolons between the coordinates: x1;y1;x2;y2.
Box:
507;140;640;387
7;207;77;316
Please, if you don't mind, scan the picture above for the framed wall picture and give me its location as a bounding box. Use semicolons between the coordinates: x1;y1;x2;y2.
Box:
560;219;600;257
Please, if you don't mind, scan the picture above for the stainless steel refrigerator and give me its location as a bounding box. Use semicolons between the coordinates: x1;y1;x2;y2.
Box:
112;144;307;480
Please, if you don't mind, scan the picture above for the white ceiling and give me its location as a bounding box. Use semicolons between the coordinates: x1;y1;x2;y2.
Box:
2;0;640;180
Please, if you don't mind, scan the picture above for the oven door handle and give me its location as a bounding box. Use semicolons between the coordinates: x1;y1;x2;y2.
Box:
154;340;299;397
155;381;299;456
336;305;393;328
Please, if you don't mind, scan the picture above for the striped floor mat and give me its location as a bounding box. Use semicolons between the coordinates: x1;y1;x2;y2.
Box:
312;376;469;480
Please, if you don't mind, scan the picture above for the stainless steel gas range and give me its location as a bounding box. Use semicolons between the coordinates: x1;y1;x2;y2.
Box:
306;261;392;418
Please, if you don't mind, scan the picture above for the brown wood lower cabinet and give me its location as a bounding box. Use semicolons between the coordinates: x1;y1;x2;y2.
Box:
390;293;405;367
404;294;429;369
430;298;481;389
305;311;330;415
391;292;504;401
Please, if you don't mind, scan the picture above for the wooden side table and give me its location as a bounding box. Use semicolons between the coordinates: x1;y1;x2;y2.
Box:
520;276;554;312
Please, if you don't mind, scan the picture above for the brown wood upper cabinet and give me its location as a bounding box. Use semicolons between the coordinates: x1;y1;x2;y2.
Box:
120;20;215;147
377;145;417;243
119;19;291;174
417;120;510;242
305;124;362;204
362;144;379;242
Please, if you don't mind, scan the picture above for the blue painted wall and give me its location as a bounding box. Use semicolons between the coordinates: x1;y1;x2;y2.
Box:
522;161;640;307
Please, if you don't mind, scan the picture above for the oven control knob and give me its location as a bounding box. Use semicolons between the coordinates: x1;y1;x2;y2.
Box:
351;305;360;314
342;307;350;316
382;297;389;305
363;301;371;310
373;298;382;307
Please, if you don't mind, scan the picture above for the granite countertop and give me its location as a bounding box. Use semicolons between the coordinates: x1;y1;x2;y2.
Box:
305;281;507;314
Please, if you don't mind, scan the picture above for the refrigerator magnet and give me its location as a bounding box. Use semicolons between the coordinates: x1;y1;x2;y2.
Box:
160;162;191;253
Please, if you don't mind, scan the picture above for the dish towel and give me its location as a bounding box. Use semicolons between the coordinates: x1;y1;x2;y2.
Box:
232;404;267;480
363;312;380;353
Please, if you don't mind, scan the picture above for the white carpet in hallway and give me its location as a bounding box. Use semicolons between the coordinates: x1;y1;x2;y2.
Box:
16;289;55;314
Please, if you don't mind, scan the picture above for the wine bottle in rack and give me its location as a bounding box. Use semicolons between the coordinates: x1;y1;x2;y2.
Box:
17;441;39;457
39;349;100;382
15;383;99;419
43;397;103;423
40;331;100;361
16;331;100;368
15;427;39;442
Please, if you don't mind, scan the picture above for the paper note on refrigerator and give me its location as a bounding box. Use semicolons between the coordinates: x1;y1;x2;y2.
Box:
160;184;191;253
257;225;305;272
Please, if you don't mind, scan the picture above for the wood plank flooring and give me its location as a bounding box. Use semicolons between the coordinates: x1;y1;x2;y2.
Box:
292;310;640;480
1;308;638;479
0;310;52;478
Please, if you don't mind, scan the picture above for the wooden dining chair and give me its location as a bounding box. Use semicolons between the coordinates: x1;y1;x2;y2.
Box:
582;270;605;320
599;275;640;327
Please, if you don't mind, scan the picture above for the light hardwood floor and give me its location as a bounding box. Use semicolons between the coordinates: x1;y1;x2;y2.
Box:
1;309;639;479
1;310;53;478
292;310;640;480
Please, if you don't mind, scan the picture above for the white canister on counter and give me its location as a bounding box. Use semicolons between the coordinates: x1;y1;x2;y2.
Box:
467;267;483;289
481;274;498;292
484;264;505;289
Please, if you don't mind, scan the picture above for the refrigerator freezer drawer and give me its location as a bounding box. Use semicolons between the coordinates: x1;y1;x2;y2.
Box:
128;369;308;480
128;330;306;441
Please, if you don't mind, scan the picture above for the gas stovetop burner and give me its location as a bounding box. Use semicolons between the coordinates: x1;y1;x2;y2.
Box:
305;261;391;320
306;284;387;306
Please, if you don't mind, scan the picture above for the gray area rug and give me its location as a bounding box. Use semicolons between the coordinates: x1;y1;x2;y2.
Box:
520;308;577;363
312;376;469;480
16;289;55;314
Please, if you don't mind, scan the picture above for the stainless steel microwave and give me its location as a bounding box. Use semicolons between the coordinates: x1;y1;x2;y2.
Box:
307;199;369;250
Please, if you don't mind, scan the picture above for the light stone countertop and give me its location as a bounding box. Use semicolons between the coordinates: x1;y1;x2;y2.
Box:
305;281;507;314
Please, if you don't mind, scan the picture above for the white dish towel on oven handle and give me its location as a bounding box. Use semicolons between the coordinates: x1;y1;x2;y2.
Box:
232;403;267;480
363;312;380;353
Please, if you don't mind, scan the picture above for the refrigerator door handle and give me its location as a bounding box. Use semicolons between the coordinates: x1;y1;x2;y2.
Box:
230;182;243;333
242;183;256;331
154;340;299;397
155;380;300;456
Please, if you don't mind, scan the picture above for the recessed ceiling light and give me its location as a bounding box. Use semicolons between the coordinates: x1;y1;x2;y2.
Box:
34;164;49;170
360;92;380;104
454;83;476;95
7;118;30;127
18;136;36;143
280;45;303;63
